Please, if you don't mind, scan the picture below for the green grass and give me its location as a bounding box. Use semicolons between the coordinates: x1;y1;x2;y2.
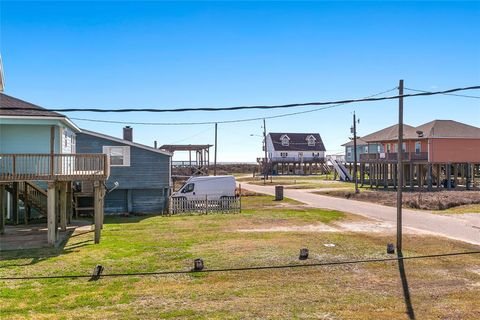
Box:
441;204;480;214
1;195;479;319
237;175;352;190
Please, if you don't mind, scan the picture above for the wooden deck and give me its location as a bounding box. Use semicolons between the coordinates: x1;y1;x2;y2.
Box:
360;152;428;163
0;221;91;250
0;153;110;182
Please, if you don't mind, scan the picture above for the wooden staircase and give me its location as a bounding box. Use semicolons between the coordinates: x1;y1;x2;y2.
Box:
18;182;48;218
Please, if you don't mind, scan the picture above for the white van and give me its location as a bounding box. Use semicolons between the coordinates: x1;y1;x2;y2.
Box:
172;175;237;200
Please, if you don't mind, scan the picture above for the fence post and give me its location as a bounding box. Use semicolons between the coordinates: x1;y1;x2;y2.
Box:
205;195;208;215
239;184;242;213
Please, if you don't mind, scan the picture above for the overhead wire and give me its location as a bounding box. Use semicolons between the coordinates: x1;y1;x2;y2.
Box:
2;85;479;114
0;251;478;281
70;87;399;126
404;87;480;99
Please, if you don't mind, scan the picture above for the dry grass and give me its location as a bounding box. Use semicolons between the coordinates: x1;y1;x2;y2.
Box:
1;195;479;319
316;189;480;212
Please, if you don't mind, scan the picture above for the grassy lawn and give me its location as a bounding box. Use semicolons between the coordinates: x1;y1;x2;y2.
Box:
1;195;479;319
237;174;351;190
441;204;480;214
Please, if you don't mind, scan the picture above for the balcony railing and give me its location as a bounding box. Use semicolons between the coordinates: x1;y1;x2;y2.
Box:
359;152;428;162
0;153;110;182
270;156;325;163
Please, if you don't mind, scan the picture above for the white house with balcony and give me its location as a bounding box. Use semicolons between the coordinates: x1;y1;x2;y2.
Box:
263;132;327;175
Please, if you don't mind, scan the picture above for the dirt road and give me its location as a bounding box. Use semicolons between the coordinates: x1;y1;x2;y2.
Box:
242;183;480;246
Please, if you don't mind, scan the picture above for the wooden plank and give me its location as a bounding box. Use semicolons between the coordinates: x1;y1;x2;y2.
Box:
59;182;67;231
94;181;105;244
0;184;5;234
12;182;19;225
47;182;57;245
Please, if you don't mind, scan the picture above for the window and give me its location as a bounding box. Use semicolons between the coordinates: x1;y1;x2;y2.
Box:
402;142;407;152
64;131;68;147
281;138;289;146
415;141;421;154
386;144;391;153
103;146;130;166
181;183;194;193
347;147;352;158
312;152;320;157
364;146;368;153
307;138;315;146
377;145;381;153
280;152;288;157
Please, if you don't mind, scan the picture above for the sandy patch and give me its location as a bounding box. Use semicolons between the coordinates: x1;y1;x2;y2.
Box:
237;220;429;235
237;225;338;233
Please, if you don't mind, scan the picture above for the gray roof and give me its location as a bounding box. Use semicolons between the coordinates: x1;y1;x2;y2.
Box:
80;129;172;156
269;133;326;151
0;92;65;117
361;124;418;142
415;120;480;138
342;137;368;147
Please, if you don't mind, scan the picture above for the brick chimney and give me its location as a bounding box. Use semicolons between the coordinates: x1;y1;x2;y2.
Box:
123;126;133;141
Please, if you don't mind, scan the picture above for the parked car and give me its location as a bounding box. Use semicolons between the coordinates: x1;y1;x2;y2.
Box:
172;175;236;200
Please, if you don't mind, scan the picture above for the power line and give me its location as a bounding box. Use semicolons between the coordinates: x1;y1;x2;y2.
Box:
0;250;478;281
405;87;480;99
3;85;479;113
71;87;398;126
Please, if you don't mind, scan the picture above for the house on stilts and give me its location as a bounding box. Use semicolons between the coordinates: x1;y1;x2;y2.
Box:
0;92;109;246
343;120;480;190
261;132;329;175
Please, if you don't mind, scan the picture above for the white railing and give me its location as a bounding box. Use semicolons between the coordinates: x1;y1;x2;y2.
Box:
169;196;241;215
270;156;325;163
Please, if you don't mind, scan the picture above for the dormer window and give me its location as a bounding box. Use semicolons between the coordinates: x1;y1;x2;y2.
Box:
280;135;290;146
306;135;316;146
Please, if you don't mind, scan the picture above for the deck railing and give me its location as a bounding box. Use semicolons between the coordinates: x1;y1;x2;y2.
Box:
0;154;110;182
359;152;428;162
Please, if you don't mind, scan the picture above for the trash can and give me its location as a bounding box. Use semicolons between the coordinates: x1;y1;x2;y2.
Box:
275;186;284;201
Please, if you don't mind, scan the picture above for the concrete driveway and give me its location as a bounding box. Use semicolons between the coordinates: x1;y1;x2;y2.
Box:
241;183;480;246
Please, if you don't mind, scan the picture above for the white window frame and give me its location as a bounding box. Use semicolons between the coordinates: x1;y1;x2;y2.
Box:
307;137;315;146
280;152;288;158
281;138;289;146
415;141;421;154
103;146;131;167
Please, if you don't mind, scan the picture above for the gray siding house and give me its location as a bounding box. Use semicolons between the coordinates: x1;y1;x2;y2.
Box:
76;127;172;214
342;138;383;163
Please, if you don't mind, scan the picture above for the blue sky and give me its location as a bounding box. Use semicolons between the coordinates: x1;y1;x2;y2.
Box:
1;1;479;161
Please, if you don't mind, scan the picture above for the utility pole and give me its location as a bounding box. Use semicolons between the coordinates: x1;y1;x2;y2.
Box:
214;123;218;176
352;111;359;193
263;119;268;185
397;79;404;253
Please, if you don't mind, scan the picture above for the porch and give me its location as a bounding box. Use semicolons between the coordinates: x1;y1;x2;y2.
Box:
360;152;428;162
0;220;91;251
0;153;109;247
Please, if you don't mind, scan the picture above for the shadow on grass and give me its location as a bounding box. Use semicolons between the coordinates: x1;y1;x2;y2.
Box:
398;251;415;319
103;214;156;225
0;229;93;268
